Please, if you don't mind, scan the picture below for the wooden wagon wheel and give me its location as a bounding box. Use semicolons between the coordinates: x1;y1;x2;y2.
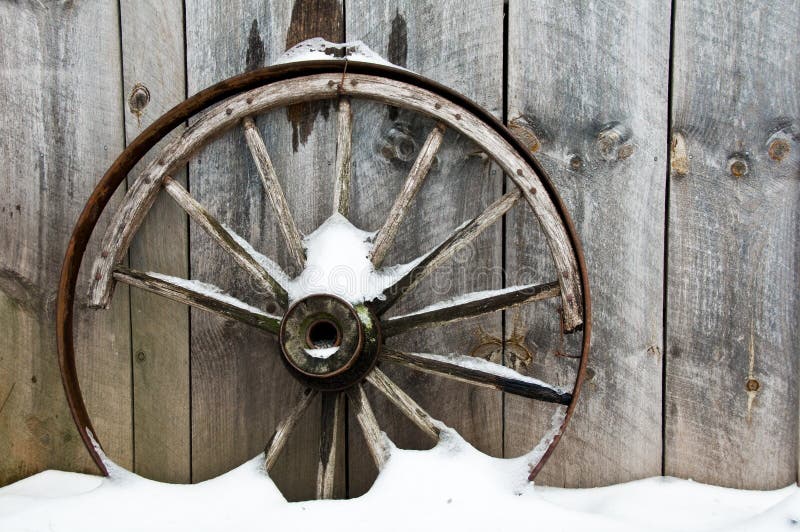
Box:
57;59;591;499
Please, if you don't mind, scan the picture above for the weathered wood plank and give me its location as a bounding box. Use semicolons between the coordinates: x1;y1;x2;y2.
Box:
665;0;799;489
185;0;344;500
265;389;317;471
120;0;190;483
0;2;132;484
346;0;504;496
316;392;345;499
506;0;669;486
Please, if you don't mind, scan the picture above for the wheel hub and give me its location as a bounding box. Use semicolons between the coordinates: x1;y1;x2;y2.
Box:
279;294;380;391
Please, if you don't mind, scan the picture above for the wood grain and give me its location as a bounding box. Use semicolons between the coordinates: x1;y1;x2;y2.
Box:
333;98;353;217
382;281;560;336
347;385;390;470
185;0;344;501
506;0;670;486
120;0;190;483
382;349;572;404
0;1;132;484
370;122;447;266
346;0;504;496
243;116;306;269
113;267;281;334
665;0;799;489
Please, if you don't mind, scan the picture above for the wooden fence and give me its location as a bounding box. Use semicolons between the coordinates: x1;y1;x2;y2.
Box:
1;0;797;499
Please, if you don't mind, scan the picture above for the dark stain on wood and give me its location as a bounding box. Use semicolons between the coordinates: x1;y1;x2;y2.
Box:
284;0;343;151
245;19;265;72
387;10;407;121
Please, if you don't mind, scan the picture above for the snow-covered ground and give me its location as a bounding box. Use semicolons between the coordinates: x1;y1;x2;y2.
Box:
1;429;797;532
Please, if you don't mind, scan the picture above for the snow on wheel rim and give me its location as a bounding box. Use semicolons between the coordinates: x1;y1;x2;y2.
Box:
57;55;591;499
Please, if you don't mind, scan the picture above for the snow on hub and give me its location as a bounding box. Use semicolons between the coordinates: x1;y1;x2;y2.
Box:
279;294;380;391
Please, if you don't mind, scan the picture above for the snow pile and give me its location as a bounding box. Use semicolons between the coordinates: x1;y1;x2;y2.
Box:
286;214;419;304
274;37;397;67
2;428;799;532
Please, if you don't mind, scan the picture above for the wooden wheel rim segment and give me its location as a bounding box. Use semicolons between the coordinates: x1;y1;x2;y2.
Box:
57;60;591;488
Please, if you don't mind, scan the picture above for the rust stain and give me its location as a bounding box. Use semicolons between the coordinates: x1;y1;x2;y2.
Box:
768;138;790;161
729;158;748;178
245;19;265;72
469;310;534;372
285;0;343;151
509;116;541;153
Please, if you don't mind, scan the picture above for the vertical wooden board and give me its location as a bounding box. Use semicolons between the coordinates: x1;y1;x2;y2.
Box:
0;2;132;484
346;0;504;496
120;0;190;483
506;1;669;486
185;0;345;500
666;0;799;489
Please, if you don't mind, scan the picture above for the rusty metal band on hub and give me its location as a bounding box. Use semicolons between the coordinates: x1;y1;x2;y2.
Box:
56;60;591;481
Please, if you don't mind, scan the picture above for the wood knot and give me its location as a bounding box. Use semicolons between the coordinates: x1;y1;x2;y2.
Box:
127;83;150;127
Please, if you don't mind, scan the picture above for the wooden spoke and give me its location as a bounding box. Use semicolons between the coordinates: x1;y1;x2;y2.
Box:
333;98;353;217
264;389;317;471
113;266;281;335
242;117;306;268
382;281;560;337
163;175;289;305
366;368;440;440
381;349;572;405
370;123;447;266
316;392;345;499
373;189;522;314
347;384;391;470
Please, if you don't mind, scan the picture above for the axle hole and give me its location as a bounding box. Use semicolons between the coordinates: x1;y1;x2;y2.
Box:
306;319;341;349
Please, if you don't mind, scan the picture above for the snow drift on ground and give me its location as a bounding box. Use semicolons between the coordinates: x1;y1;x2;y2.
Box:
1;428;798;532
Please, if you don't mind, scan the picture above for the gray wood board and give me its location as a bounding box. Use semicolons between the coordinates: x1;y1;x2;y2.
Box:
120;0;191;483
665;0;799;489
505;0;670;486
0;1;132;483
185;0;345;500
346;0;505;497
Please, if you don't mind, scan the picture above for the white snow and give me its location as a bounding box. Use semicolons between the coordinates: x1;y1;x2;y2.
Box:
2;427;798;532
304;346;339;359
407;350;569;395
274;37;398;67
222;222;292;289
145;272;270;316
286;214;420;304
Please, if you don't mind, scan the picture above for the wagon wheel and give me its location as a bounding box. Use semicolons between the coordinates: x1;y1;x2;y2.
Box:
57;57;591;499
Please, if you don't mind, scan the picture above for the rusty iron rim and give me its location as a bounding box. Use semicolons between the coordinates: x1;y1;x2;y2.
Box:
56;59;591;482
